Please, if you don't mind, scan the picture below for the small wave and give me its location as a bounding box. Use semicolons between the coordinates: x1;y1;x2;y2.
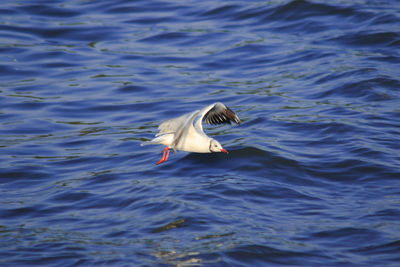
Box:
349;240;400;257
311;76;399;101
328;31;400;48
222;244;330;265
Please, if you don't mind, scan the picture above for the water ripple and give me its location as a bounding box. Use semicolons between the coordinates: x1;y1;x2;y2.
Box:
1;0;400;266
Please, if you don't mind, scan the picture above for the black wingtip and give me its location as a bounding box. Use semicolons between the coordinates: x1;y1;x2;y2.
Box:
203;103;241;126
224;107;241;125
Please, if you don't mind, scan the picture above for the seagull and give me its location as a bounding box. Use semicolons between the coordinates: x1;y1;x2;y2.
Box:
143;102;241;165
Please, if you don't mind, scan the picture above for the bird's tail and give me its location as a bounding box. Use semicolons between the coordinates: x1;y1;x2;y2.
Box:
140;134;172;147
140;139;159;146
140;141;151;146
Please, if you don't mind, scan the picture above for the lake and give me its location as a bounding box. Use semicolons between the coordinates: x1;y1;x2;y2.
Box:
1;0;400;266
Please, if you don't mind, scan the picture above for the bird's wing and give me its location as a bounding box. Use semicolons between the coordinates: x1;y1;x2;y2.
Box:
194;102;241;133
171;110;200;148
157;111;194;136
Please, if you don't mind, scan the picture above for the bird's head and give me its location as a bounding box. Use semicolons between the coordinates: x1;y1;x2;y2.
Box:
209;139;228;153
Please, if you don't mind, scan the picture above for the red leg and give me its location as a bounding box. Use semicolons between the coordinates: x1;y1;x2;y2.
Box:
156;147;169;165
164;147;170;161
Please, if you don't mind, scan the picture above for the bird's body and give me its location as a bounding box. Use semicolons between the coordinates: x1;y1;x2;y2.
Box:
143;102;241;165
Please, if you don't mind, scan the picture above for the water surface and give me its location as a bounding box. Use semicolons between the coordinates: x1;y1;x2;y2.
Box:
1;0;400;266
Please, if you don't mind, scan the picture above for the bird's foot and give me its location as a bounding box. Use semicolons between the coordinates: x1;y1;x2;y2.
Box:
156;147;170;165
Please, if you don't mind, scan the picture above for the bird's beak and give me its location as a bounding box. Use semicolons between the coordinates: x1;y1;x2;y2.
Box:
221;148;228;154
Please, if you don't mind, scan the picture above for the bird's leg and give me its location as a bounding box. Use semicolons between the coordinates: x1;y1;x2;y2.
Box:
164;147;170;161
156;147;169;165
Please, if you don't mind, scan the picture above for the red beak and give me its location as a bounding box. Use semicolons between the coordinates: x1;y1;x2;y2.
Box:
221;148;228;154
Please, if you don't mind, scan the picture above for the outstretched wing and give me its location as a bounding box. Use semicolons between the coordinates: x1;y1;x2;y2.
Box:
204;102;241;125
195;102;241;133
157;111;194;136
171;110;200;149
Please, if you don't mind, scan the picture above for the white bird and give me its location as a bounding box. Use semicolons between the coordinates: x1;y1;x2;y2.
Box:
143;102;241;165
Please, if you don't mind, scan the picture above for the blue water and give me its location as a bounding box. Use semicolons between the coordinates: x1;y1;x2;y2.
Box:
1;0;400;266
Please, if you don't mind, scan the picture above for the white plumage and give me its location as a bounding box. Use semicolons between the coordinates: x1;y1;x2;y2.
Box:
143;102;241;165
